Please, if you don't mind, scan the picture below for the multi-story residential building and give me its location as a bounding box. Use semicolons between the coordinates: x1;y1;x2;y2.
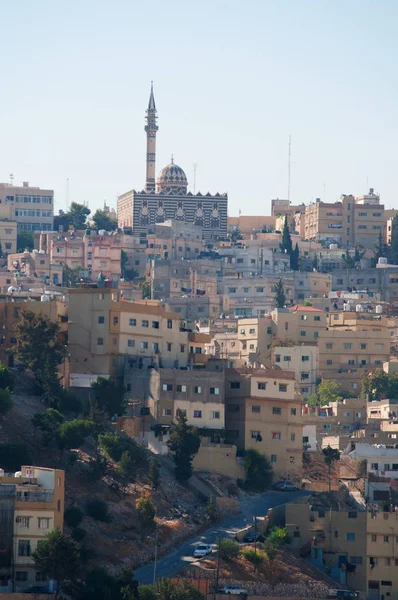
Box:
304;192;384;250
166;294;229;321
0;181;54;232
331;266;398;304
146;221;204;261
221;275;296;317
0;466;64;593
319;311;391;394
271;345;318;398
8;250;63;285
225;368;303;479
227;215;277;235
0;202;17;255
302;398;367;436
151;258;221;300
217;246;289;277
68;288;211;382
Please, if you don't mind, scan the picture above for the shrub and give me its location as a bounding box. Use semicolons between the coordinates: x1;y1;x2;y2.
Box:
57;419;93;450
98;432;147;466
86;499;111;522
243;449;273;492
71;527;86;542
64;506;84;528
267;526;290;547
242;547;266;565
217;537;239;560
0;388;13;416
0;364;14;391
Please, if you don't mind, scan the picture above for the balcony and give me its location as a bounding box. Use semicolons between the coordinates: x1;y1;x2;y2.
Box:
16;490;54;502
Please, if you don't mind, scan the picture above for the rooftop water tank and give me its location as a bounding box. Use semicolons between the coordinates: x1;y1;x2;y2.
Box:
378;257;388;265
376;305;383;314
0;468;4;477
98;229;106;235
15;471;22;478
356;304;363;312
329;244;338;250
41;295;50;302
7;286;17;294
343;302;352;311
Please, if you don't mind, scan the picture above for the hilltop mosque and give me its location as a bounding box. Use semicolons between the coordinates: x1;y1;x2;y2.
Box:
117;84;228;242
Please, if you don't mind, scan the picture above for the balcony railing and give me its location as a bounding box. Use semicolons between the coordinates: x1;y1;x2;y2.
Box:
16;490;54;502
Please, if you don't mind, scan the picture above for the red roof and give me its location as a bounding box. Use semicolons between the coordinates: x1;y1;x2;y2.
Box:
291;305;323;313
225;367;296;381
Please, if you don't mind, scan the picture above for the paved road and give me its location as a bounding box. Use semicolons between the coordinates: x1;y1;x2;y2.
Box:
134;490;308;584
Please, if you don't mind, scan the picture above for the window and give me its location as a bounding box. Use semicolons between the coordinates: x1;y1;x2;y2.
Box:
228;287;237;294
162;384;173;391
193;410;202;418
230;381;240;389
346;533;355;541
300;331;306;337
348;511;357;519
314;331;319;338
279;384;287;392
314;315;321;321
129;318;136;326
344;343;352;350
251;430;261;439
326;343;333;349
376;344;384;350
97;337;104;345
361;343;367;350
180;344;185;353
302;355;309;362
271;454;277;463
291;408;296;416
301;315;308;321
272;407;282;415
275;354;281;363
257;382;266;390
163;408;172;416
176;384;186;392
283;356;291;362
152;321;159;329
167;319;173;329
371;534;377;542
210;411;220;419
327;359;333;365
252;405;260;413
141;320;149;328
267;327;272;334
177;409;187;417
16;516;30;528
152;342;159;352
113;316;119;325
210;387;220;395
384;558;391;566
140;341;148;349
249;328;255;334
38;517;50;529
16;572;28;581
350;556;363;565
194;386;202;393
98;316;105;324
167;343;172;351
291;433;295;441
256;287;264;293
18;540;31;556
272;432;281;440
348;359;355;366
371;463;378;470
384;535;389;543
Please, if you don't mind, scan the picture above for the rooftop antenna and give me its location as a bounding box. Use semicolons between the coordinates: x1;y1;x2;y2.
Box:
287;134;292;203
193;163;198;194
9;174;14;185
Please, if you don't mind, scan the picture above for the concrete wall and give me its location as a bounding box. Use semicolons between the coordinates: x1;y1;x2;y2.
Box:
193;443;245;480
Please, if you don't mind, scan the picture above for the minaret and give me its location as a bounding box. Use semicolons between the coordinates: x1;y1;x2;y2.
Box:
145;82;158;193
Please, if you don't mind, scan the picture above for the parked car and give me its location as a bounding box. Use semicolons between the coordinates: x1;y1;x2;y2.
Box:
218;585;248;596
327;590;358;599
243;532;265;543
193;543;212;558
273;480;298;491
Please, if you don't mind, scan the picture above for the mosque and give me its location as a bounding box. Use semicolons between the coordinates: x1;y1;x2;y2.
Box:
117;84;228;242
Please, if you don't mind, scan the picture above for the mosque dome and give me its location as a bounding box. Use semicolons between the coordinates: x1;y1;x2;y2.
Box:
156;159;188;194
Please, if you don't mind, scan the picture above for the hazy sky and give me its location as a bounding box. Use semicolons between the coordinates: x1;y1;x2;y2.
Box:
1;0;398;216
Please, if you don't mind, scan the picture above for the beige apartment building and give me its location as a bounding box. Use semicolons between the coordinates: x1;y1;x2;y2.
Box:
225;368;303;480
0;181;54;232
68;288;211;382
146;221;204;261
287;501;398;600
0;201;17;254
304;192;384;250
8;250;63;285
0;466;64;593
319;311;391;394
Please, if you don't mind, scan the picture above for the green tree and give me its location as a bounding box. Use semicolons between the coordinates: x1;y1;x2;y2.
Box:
390;215;398;264
121;251;139;281
67;202;91;229
307;379;343;407
372;230;390;267
91;376;127;418
56;419;93;450
136;493;156;541
273;279;286;309
119;450;136;483
0;388;12;416
140;579;204;600
243;449;273;492
31;408;64;445
167;409;200;481
149;457;160;489
267;526;290;547
354;246;364;263
63;264;84;287
280;215;293;255
11;311;66;398
86;499;111;522
0;364;14;390
361;369;391;401
290;242;299;271
322;446;340;493
139;281;151;300
205;496;218;522
32;530;80;599
342;249;356;269
217;537;240;560
92;209;117;232
0;442;31;471
17;230;34;252
64;506;84;527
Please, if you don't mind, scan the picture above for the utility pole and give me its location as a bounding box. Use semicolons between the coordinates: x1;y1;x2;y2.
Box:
216;537;221;594
254;516;258;572
153;524;159;584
